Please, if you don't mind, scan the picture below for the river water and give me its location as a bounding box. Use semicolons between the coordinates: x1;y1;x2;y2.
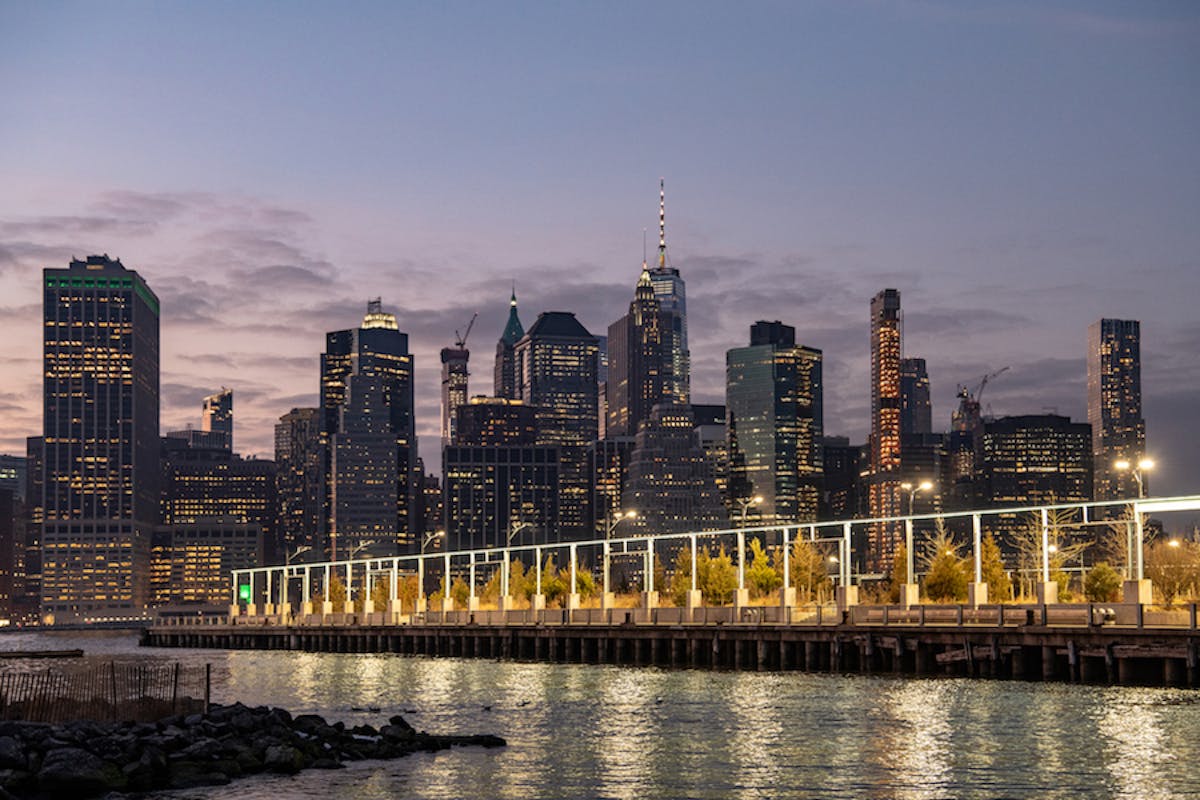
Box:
1;630;1197;799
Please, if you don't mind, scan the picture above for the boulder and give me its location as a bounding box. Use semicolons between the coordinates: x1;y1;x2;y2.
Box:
263;744;307;775
37;747;127;797
0;737;25;770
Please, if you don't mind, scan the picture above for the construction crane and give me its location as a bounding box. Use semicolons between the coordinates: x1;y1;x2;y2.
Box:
956;366;1010;406
455;312;478;350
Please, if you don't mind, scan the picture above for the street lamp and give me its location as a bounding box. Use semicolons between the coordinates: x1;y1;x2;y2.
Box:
606;510;637;539
422;529;445;554
737;495;764;527
899;480;934;516
509;519;535;545
1114;458;1155;498
286;545;312;565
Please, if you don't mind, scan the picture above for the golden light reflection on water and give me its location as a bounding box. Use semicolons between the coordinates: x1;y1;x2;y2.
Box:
725;673;786;799
1098;694;1179;799
871;680;954;799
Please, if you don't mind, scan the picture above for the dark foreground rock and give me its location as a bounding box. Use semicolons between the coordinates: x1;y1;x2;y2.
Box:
0;703;505;798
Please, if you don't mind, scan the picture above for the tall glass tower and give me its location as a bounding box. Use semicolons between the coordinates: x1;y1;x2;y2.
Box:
1088;318;1145;499
726;321;823;526
868;288;902;573
321;300;415;555
42;255;159;621
648;180;690;404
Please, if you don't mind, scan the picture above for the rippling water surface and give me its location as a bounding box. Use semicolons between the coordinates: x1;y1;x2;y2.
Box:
1;630;1197;799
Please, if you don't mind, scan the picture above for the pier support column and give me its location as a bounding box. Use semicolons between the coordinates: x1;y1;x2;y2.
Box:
968;583;988;608
501;595;516;612
685;590;702;621
1036;582;1058;605
836;586;858;612
567;593;581;611
780;587;796;609
1123;579;1152;605
342;600;355;615
228;604;240;619
362;599;375;615
733;589;750;609
278;602;292;619
246;603;257;617
415;596;427;613
899;584;919;608
642;591;659;610
263;603;275;616
601;592;616;610
532;594;546;611
301;601;313;616
1042;645;1057;680
468;596;480;612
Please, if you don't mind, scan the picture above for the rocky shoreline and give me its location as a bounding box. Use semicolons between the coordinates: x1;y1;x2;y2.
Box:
0;702;505;798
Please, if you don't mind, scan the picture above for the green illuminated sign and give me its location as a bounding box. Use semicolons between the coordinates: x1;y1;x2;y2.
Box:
238;585;251;603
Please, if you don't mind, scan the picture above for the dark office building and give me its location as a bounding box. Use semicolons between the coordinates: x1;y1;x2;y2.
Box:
589;436;636;535
821;436;863;521
275;407;323;556
648;180;691;404
443;444;561;551
606;266;670;438
322;300;416;554
514;311;599;539
900;358;932;436
202;388;233;451
621;404;728;535
42;256;159;621
454;397;538;447
979;415;1093;506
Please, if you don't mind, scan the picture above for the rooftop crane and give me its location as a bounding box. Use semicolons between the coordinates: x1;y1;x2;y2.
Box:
455;312;478;350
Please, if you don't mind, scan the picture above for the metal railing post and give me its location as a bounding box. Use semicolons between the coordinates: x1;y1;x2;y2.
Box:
737;530;746;592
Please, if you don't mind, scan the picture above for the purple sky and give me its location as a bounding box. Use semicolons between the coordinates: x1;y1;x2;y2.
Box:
1;2;1197;507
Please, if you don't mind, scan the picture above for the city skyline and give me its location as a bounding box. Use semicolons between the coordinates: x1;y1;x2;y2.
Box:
0;2;1196;501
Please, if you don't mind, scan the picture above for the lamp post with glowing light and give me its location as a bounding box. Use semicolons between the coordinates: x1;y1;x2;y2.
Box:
737;495;764;528
1115;457;1155;603
416;530;444;613
899;481;933;606
603;510;637;604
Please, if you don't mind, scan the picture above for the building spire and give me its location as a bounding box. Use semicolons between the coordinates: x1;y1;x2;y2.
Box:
657;178;667;269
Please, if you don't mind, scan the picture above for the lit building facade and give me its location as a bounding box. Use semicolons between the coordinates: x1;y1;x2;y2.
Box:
322;300;416;554
514;311;599;539
979;414;1093;506
589;436;635;536
606;266;670;438
41;255;159;621
160;437;277;558
621;404;728;536
726;321;823;526
1088;318;1146;500
867;289;903;573
150;523;262;607
274;407;323;556
455;396;538;447
443;445;560;551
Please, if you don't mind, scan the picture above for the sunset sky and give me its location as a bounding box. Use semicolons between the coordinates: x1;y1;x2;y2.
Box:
1;1;1197;501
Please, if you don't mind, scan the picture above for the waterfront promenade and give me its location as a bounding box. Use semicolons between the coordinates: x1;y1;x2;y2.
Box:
146;495;1200;687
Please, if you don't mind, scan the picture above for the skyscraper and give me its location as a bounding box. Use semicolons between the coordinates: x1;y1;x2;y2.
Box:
1088;319;1146;500
899;358;931;436
867;289;902;572
621;404;728;535
606;265;670;438
726;321;823;525
42;255;159;621
274;407;323;556
440;316;474;448
648;180;690;404
515;311;599;539
201;388;233;451
321;300;416;555
493;289;524;399
980;415;1093;506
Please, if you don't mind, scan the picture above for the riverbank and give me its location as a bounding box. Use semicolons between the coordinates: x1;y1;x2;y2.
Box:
0;702;504;798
